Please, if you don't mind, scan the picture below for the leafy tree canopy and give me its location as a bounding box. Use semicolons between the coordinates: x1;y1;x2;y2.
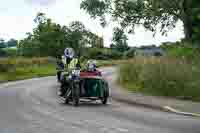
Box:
0;39;6;49
111;27;129;52
81;0;200;42
7;39;18;47
19;12;103;57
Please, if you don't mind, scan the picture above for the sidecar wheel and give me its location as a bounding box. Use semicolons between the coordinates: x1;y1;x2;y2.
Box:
72;97;79;106
101;97;108;105
65;98;69;104
102;90;109;105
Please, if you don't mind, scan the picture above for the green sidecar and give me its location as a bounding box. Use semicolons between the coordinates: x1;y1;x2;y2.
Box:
62;74;110;106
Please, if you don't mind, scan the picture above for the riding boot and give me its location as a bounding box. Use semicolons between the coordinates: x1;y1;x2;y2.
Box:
60;83;66;97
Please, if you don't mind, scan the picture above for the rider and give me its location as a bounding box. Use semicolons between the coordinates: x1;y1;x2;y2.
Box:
68;56;80;72
59;48;80;96
87;60;97;72
56;55;65;82
86;60;102;76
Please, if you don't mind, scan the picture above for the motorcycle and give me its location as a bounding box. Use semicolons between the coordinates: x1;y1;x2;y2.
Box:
59;67;81;106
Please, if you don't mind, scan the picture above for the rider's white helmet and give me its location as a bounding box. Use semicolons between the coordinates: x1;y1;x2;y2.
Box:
64;48;74;59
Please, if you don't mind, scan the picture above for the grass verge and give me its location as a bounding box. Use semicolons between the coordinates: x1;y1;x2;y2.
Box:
0;64;56;82
118;57;200;102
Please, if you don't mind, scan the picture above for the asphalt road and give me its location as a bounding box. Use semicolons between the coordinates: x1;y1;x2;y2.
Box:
0;68;199;133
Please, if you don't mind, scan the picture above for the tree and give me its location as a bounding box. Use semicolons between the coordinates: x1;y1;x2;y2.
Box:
67;21;105;55
95;36;104;48
68;21;87;54
19;12;101;57
0;39;6;49
111;27;129;52
7;39;18;47
84;31;104;48
191;0;200;44
20;13;70;57
81;0;200;41
0;38;7;57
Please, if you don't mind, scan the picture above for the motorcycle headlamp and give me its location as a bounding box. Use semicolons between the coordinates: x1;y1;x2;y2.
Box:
72;69;80;77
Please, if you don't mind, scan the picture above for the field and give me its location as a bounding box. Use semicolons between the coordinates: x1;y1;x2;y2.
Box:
0;57;56;82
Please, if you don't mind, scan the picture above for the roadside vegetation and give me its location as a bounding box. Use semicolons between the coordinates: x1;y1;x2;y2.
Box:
0;57;128;82
0;57;56;82
118;42;200;101
80;0;200;101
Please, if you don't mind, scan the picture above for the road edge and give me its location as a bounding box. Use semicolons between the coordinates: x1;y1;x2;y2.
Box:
112;94;200;117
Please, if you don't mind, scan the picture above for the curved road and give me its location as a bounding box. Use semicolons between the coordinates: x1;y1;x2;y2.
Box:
0;68;199;133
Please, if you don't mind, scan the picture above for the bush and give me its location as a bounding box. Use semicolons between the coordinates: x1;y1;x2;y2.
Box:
161;41;200;60
5;48;17;57
118;57;200;101
0;49;7;57
123;48;135;59
84;48;123;60
109;50;122;59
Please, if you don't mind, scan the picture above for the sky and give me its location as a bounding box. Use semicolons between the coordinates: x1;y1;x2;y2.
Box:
0;0;185;47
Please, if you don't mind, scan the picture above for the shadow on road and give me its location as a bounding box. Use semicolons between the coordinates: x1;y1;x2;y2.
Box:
59;100;109;108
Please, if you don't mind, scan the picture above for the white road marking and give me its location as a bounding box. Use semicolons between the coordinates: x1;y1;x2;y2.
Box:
116;128;129;132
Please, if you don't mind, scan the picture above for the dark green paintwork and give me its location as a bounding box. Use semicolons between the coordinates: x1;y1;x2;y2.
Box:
83;78;108;97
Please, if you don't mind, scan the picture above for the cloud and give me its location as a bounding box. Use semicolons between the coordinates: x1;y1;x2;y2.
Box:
25;0;58;6
0;15;35;40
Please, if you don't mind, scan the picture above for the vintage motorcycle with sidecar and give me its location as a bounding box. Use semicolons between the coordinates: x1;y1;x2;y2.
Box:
59;67;109;106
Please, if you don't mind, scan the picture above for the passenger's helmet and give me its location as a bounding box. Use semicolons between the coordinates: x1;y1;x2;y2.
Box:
87;60;97;71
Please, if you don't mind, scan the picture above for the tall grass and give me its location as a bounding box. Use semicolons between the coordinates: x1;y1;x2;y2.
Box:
118;57;200;101
96;59;133;67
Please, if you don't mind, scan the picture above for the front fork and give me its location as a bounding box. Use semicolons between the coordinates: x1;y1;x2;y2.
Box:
72;79;80;97
71;78;80;106
64;77;80;100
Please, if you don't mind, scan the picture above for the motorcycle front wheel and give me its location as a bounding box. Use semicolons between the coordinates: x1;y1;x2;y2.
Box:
72;82;80;107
